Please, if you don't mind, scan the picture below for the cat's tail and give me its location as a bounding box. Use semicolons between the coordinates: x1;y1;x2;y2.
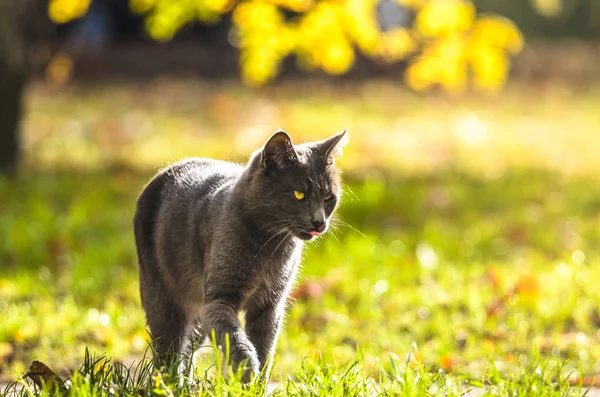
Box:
133;171;168;301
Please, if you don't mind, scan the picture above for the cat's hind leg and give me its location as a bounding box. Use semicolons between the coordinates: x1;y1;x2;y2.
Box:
140;275;190;371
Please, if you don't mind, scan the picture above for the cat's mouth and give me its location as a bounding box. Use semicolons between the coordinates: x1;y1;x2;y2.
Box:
296;232;317;241
295;229;325;241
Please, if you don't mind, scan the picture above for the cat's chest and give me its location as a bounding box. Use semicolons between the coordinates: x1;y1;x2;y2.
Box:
252;240;302;288
241;243;302;310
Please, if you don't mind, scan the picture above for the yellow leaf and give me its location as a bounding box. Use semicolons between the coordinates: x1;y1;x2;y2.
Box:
472;16;524;54
470;46;509;92
415;0;475;37
405;61;436;92
48;0;91;24
321;40;355;75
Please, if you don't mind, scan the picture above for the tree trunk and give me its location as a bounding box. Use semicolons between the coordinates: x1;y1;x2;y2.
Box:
0;0;26;174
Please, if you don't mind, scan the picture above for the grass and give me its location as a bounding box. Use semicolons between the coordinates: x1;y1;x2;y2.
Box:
1;347;588;396
1;79;600;395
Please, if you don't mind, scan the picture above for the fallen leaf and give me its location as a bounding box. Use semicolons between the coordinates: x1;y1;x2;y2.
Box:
26;361;67;392
439;354;458;371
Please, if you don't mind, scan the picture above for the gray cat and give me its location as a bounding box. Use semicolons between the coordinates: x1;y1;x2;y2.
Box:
133;129;347;382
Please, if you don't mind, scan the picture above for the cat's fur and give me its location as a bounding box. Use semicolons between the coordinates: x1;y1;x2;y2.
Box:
133;129;347;381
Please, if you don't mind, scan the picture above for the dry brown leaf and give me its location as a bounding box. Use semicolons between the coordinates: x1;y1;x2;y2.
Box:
26;361;67;392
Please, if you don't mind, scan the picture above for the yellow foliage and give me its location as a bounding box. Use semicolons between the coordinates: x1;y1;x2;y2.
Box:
472;16;524;54
379;29;416;62
345;0;384;57
405;62;436;92
296;2;354;76
205;0;234;13
46;0;524;92
48;0;91;24
130;0;157;14
268;0;314;12
345;0;416;61
231;0;521;89
233;0;284;28
408;3;521;93
415;0;475;37
321;39;356;75
241;50;281;87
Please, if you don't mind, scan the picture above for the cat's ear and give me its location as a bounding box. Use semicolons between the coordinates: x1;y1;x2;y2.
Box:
317;128;348;162
260;130;299;169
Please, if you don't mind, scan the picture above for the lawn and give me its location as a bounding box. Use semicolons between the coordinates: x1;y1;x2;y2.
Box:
1;79;600;395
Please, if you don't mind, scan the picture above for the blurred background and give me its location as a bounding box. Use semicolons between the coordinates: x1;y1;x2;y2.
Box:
1;0;600;387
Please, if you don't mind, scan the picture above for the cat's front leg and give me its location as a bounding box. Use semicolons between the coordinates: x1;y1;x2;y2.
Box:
200;300;260;382
245;301;285;381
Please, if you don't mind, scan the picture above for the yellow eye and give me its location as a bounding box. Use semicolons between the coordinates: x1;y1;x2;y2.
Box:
324;194;333;201
294;191;305;200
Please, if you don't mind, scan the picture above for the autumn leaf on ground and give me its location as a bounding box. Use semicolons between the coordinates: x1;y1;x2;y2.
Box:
439;354;459;371
26;361;67;392
515;273;540;303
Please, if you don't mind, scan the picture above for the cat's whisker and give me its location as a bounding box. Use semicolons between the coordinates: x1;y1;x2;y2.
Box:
341;185;359;203
332;218;366;238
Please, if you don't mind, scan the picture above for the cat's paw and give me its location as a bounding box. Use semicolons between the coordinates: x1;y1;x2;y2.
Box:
230;349;260;383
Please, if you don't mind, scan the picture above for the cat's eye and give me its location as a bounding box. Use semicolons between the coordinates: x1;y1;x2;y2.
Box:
324;194;334;201
294;191;305;201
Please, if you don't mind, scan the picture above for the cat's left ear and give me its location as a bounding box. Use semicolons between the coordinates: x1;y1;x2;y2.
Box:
317;128;349;162
260;130;299;169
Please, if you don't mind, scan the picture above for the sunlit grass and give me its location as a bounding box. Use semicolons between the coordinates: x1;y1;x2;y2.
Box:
0;346;588;396
2;80;600;394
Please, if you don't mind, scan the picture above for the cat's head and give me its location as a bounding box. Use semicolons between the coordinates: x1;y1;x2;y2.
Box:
246;129;348;241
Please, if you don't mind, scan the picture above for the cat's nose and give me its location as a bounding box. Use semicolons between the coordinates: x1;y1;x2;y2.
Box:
311;220;326;233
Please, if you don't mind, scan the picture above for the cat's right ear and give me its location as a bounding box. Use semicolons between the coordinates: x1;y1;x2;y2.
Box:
260;130;299;169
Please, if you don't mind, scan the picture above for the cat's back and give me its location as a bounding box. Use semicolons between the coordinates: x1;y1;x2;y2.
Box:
162;157;243;191
156;157;245;219
134;157;244;251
